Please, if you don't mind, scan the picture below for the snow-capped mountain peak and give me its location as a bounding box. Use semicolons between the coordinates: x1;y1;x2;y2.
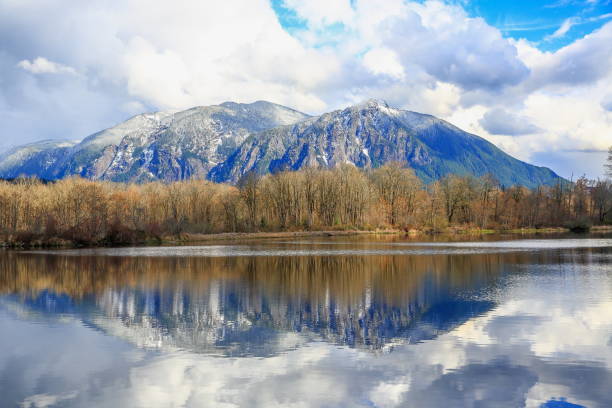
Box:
0;100;562;187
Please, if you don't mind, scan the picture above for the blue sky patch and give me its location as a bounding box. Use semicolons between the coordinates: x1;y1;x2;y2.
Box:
463;0;612;50
271;0;612;51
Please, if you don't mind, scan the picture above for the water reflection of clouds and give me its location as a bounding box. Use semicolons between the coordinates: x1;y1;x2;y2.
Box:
110;295;611;408
0;310;137;408
1;242;611;407
2;252;508;354
2;267;611;407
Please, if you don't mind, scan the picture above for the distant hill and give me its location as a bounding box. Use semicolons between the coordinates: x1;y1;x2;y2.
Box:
0;99;563;187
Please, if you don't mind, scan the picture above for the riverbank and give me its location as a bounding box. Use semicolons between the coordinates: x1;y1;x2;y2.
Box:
164;226;612;244
1;229;393;248
4;225;610;249
161;229;397;244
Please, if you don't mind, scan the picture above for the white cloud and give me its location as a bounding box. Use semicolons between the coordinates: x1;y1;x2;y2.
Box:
20;392;77;408
283;0;355;28
546;17;578;40
545;12;612;40
521;89;612;152
362;48;405;79
121;100;147;115
602;93;612;111
0;0;611;177
480;108;541;136
528;22;612;88
17;57;76;75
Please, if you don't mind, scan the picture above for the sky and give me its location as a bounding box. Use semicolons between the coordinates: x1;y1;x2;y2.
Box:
0;0;611;179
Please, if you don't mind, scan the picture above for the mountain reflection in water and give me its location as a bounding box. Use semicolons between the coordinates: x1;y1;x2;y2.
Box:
1;252;506;354
0;238;611;408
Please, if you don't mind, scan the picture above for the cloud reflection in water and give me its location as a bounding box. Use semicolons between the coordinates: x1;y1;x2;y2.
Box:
0;238;610;407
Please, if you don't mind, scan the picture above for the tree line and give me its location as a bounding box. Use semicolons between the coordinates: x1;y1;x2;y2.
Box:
0;162;610;246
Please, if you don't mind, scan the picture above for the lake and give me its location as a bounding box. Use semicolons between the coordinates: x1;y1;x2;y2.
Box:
1;234;611;408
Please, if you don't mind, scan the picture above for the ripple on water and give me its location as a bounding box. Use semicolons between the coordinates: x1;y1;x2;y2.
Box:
23;238;612;257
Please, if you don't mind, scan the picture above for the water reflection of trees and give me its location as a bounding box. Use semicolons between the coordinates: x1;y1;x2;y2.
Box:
0;250;586;352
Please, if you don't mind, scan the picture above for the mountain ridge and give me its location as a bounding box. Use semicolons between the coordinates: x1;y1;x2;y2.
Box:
0;99;563;188
209;99;561;187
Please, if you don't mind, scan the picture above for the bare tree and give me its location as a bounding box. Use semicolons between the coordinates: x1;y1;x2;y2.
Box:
371;162;421;226
238;171;260;231
2;165;611;247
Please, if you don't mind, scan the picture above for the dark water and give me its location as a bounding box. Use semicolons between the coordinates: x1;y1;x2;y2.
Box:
1;235;611;408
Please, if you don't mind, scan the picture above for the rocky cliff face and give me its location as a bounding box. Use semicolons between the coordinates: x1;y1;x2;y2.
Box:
1;101;309;182
210;99;560;187
0;99;562;187
92;101;310;182
209;100;436;182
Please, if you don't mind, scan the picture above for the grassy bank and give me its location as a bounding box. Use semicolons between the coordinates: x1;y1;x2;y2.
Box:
4;225;610;249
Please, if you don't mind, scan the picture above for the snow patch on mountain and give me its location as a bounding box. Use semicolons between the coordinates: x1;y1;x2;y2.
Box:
0;99;562;188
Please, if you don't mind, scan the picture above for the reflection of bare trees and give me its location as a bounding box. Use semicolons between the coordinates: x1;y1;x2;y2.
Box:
0;254;463;349
11;248;609;351
3;249;599;350
0;252;510;301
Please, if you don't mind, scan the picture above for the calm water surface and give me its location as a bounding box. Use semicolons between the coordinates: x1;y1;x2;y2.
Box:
1;235;611;408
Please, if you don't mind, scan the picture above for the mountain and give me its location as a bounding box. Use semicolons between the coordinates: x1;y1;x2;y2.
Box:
1;101;309;182
0;99;562;187
0;139;77;179
53;111;176;181
210;99;560;187
92;101;309;182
